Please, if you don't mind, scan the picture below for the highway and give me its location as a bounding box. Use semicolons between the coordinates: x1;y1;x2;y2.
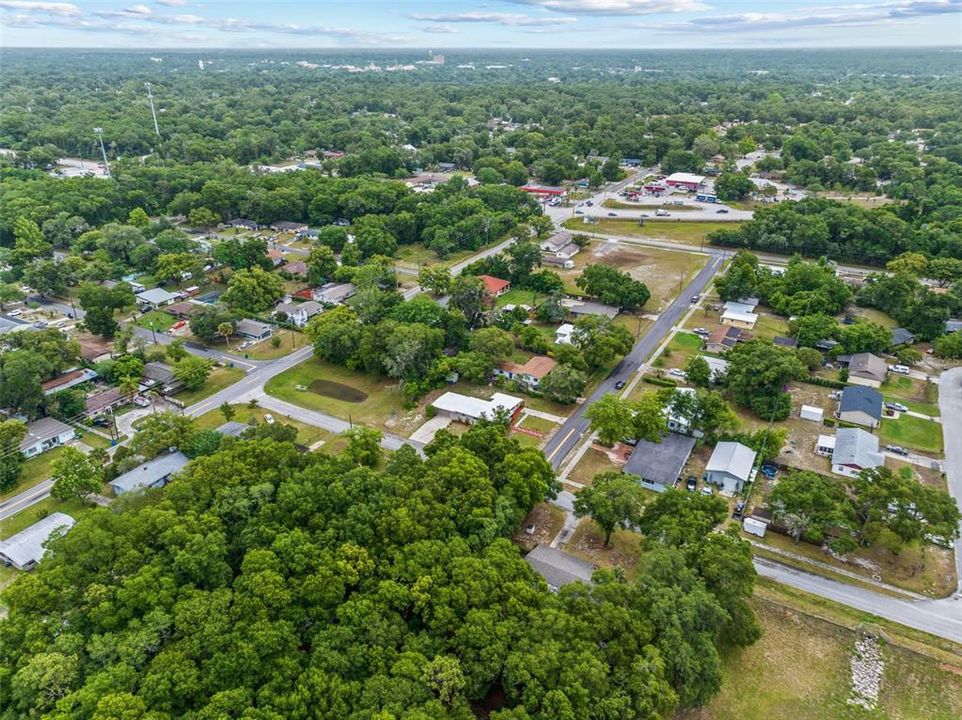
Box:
542;254;724;469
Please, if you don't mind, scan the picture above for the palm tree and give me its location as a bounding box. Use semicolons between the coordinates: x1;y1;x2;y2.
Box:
217;321;235;348
118;374;140;403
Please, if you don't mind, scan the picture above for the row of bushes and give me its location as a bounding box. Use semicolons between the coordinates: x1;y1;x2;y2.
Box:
804;375;846;389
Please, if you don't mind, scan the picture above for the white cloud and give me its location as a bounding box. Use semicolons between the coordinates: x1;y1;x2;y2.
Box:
155;0;187;5
124;4;152;15
408;11;577;26
635;0;962;32
508;0;708;14
0;1;81;15
421;24;459;34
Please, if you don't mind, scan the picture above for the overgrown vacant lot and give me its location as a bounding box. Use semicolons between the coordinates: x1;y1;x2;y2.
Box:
589;241;708;311
564;217;737;246
683;594;962;720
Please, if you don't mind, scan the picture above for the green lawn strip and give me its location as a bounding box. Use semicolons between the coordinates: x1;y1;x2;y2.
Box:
265;357;422;436
194;404;331;447
510;430;543;449
136;309;177;332
885;397;940;417
494;289;545;309
0;496;96;540
880;414;943;454
174;366;246;406
1;447;68;502
231;330;306;361
601;199;698;211
519;414;559;435
74;430;112;449
563;218;737;245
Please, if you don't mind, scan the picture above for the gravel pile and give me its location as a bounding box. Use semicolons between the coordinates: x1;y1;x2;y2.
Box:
848;634;884;710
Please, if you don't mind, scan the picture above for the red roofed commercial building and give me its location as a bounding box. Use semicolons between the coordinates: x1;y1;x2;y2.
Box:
478;275;511;298
520;185;566;198
493;355;557;390
664;173;706;191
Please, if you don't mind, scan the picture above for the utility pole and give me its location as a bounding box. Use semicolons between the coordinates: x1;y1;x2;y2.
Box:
94;127;110;177
145;82;161;137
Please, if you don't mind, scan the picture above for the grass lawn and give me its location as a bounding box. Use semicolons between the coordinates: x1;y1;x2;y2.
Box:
752;311;790;340
0;496;96;540
654;330;703;370
136;309;177;333
174;366;246;406
494;288;545;309
888;398;940;417
880;375;939;409
233;330;306;361
513;503;566;552
519;414;560;435
194;404;332;447
564;217;737;246
265;357;424;436
395;240;504;272
567;447;622;486
510;430;544;449
601;199;697;211
1;447;68;502
880;415;943;455
684;593;962;720
75;430;112;449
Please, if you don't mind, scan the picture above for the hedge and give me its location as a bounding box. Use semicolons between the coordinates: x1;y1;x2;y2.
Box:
644;376;678;388
804;375;846;389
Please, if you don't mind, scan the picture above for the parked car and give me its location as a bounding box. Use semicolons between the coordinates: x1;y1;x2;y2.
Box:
7;309;21;316
885;402;908;413
607;212;617;217
669;368;686;377
693;327;710;336
132;396;150;408
586;200;593;206
700;486;714;496
732;500;747;519
886;444;909;456
890;364;911;374
686;476;697;492
575;210;584;215
264;414;275;425
614;380;625;390
716;208;729;214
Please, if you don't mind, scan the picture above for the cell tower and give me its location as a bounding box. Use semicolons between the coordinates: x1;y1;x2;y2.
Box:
145;82;160;137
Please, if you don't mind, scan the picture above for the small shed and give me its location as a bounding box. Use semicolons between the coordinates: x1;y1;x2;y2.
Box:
799;405;823;423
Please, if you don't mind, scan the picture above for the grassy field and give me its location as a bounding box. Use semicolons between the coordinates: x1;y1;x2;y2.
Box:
265;357;424;436
601;199;697;211
494;288;545;309
589;242;708;312
0;496;95;540
136;309;177;332
395;240;505;272
684;591;962;720
174;366;246;406
880;375;939;412
567;447;622;486
193;404;332;447
564;218;737;246
1;447;68;502
519;414;559;435
880;414;943;455
233;330;306;361
654;330;703;370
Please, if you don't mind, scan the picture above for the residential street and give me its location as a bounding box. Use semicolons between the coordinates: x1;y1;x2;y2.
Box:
938;366;962;593
542;254;723;469
0;480;55;522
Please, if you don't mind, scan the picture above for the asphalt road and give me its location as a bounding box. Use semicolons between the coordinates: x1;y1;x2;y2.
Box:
938;366;962;593
542;254;724;469
0;479;55;523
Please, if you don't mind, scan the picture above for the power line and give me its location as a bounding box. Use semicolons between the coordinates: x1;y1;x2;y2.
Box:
145;82;161;138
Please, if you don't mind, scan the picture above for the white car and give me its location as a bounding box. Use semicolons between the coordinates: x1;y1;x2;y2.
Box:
7;309;22;316
669;368;687;378
890;364;911;375
700;486;713;496
132;396;150;408
264;414;275;425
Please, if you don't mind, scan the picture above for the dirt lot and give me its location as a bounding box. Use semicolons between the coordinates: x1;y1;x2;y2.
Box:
566;519;645;579
512;503;566;552
589;241;708;312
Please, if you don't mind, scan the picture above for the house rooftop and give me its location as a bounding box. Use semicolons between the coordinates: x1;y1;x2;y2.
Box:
890;327;915;346
496;355;557;380
41;368;98;395
85;386;123;415
839;385;883;420
235;319;273;336
565;299;619;319
525;544;594;590
432;391;522;421
833;427;885;469
624;432;697;488
708;325;742;347
110;451;189;494
847;352;887;382
478;274;511;295
136;287;176;306
706;441;757;482
0;512;75;570
19;417;74;453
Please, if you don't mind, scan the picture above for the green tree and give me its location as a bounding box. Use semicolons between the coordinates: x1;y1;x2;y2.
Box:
575;264;650;309
128;412;196;459
725;340;806;420
0;419;28;491
188;206;220;228
306;306;364;364
586;393;635;446
222;266;285;313
770;471;851;545
684;355;712;388
173;355;213;391
574;471;648;546
573;316;634;370
638;489;728;546
418;265;451;296
127;207;151;228
51;446;103;501
469;327;515;361
538;365;587;404
189;306;238;343
219;402;236;422
77;282;134;338
0;282;25;310
714;172;755;201
217;321;235;348
342;427;383;467
306;244;338;285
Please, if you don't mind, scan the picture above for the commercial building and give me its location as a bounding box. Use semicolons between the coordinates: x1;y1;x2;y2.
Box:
837;386;883;429
235;319;273;341
109;451;189;495
830;427;885;478
431;391;523;425
19;417;75;458
0;512;75;570
494;356;557;390
525;544;594;591
624;432;697;492
664;172;706;191
704;441;757;495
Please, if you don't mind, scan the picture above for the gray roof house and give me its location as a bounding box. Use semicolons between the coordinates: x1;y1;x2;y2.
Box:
890;327;916;346
845;352;888;388
235;319;273;340
0;314;37;336
19;417;76;459
831;427;885;478
136;287;176;309
0;512;75;570
837;385;883;429
141;362;183;395
313;282;357;305
624;432;697;492
564;299;619;320
525;544;594;591
274;300;323;327
110;451;189;495
704;441;757;496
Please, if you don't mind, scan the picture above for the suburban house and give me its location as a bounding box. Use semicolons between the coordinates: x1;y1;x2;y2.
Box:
720;300;758;330
226;218;259;230
830;427;886;478
842;352;888;388
136;288;176;310
564;299;619;320
84;387;125;418
700;355;730;383
891;327;916;346
270;220;308;234
313;282;357;305
235;319;273;341
524;544;594;591
541;254;575;269
0;512;75;571
493;356;557;390
279;260;308;277
267;249;286;267
0;314;37;337
76;335;113;363
837;385;883;429
773;336;798;348
274;300;323;327
163;301;202;320
109;451;190;495
705;325;744;353
215;421;250;437
540;230;580;268
665;387;701;436
19;417;75;458
478;274;511;299
704;441;757;495
141;362;183;395
431;391;523;425
555;323;576;345
624;432;696;492
40;368;98;396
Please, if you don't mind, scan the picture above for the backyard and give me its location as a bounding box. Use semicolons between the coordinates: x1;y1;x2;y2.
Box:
880;414;943;455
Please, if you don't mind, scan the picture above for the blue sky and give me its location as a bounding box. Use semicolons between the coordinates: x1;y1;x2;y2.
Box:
1;0;960;48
